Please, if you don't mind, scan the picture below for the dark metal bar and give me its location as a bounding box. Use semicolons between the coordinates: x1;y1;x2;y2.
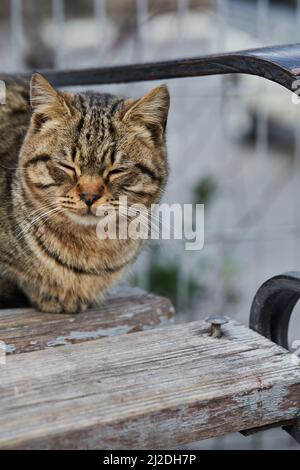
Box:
2;44;300;91
284;420;300;443
241;419;297;436
249;271;300;348
249;271;300;444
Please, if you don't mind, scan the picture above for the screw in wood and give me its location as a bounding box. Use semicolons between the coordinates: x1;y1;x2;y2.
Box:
206;315;229;338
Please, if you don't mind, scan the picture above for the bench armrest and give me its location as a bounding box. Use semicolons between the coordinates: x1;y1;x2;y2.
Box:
4;44;300;91
250;271;300;349
250;271;300;444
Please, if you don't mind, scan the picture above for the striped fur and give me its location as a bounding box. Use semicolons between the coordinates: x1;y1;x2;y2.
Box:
0;74;169;313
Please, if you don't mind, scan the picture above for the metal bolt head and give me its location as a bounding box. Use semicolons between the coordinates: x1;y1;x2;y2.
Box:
206;315;229;325
206;315;229;338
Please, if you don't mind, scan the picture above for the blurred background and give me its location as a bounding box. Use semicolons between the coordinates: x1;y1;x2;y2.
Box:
1;0;300;450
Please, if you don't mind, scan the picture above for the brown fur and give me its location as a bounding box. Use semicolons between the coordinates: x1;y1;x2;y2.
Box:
0;74;169;313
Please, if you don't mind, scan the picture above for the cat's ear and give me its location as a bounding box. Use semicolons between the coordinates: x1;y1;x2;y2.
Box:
30;73;73;119
122;85;170;139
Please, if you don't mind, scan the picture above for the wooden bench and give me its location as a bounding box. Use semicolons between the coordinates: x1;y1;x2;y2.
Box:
1;44;300;449
0;283;299;449
0;285;174;354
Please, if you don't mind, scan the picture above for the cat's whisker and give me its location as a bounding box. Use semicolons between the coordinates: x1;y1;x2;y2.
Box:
16;207;62;241
20;205;60;227
117;207;161;236
117;204;162;227
29;208;68;235
15;208;66;253
8;202;59;234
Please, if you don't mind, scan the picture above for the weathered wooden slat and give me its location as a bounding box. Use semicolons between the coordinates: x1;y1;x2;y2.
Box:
3;44;300;91
0;285;175;355
1;319;299;449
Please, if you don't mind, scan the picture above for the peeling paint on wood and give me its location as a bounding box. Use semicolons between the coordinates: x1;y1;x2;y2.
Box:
0;319;299;449
46;326;133;347
0;285;175;354
4;344;16;354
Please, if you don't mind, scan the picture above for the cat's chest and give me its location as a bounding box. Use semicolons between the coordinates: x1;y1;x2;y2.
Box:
29;231;138;283
19;227;140;304
28;243;127;303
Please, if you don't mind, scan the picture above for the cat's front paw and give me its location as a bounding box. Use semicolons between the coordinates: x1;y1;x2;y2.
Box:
33;296;89;314
62;299;89;314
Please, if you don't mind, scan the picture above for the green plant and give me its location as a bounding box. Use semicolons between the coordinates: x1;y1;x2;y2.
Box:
193;175;218;205
129;246;204;309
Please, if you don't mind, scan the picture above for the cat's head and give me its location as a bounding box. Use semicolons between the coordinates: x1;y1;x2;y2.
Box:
19;74;169;226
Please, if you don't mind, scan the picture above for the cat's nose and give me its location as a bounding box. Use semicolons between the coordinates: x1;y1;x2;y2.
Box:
79;192;101;207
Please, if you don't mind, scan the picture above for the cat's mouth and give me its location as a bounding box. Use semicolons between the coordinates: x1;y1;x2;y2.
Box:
64;203;113;226
66;211;101;226
83;206;93;216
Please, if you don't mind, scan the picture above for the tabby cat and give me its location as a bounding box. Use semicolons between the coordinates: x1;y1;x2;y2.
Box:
0;74;169;313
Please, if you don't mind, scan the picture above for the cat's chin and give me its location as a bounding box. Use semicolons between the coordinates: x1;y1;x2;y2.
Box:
66;212;100;226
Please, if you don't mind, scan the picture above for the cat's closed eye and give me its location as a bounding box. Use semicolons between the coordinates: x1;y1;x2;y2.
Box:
107;167;128;182
108;168;126;176
46;161;77;184
55;161;80;180
57;162;76;173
